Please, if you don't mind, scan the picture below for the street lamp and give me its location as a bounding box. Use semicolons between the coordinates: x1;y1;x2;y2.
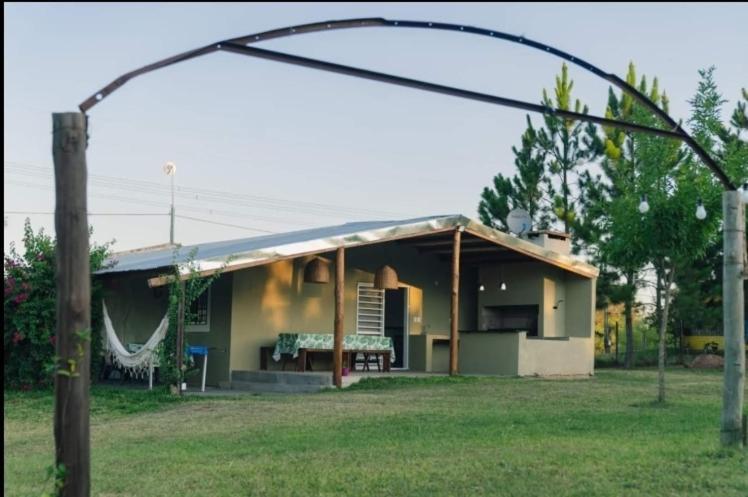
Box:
163;161;176;244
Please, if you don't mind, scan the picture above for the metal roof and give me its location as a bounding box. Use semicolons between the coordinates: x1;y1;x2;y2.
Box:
96;214;598;282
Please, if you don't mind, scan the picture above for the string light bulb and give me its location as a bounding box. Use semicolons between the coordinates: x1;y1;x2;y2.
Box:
638;194;650;214
695;198;707;220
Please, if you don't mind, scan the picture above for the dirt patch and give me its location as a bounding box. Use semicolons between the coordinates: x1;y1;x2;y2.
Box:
688;354;724;369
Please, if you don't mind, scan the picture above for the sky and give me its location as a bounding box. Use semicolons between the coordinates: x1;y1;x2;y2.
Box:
4;2;747;253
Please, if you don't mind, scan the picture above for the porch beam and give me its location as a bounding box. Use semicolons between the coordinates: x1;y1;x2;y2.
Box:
450;227;462;375
399;237;488;248
333;247;345;388
421;245;506;255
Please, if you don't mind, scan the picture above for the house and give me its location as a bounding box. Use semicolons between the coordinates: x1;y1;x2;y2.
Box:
96;214;598;388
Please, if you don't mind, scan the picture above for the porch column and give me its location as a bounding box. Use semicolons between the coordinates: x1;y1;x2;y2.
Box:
333;247;345;388
449;227;463;375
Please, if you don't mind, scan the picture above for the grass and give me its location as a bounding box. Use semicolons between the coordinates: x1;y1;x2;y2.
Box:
4;369;747;497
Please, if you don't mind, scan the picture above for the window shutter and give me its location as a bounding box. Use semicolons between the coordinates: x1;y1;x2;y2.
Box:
357;283;385;336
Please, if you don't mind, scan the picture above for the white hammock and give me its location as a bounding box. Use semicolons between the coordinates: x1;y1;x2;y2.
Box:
102;301;169;380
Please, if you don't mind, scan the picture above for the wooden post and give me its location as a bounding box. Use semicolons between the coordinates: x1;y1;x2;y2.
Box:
449;227;462;375
721;191;745;447
176;279;186;395
53;112;91;497
333;247;345;388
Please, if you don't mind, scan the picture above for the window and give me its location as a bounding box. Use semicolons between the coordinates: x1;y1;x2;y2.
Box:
357;283;385;336
186;287;211;332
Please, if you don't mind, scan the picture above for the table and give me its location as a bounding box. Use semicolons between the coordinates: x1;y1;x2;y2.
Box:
271;333;395;372
187;345;209;392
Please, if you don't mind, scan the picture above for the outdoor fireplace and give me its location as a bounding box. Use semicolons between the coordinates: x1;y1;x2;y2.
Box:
480;305;539;337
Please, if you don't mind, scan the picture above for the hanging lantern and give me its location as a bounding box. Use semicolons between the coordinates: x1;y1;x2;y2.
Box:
303;257;330;284
374;265;398;290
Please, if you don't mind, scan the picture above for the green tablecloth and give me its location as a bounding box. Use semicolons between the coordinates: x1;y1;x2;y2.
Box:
272;333;395;363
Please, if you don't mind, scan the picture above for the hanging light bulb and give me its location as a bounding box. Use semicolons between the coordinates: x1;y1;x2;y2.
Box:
695;198;707;220
500;281;507;291
741;183;748;204
479;284;485;292
638;194;650;214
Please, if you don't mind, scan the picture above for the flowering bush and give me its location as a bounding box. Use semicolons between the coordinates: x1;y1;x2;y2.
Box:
4;220;111;389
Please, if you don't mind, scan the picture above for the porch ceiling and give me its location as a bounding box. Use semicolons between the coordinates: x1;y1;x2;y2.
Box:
396;232;535;266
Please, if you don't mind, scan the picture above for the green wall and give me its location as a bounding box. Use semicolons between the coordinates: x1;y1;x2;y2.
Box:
101;271;233;387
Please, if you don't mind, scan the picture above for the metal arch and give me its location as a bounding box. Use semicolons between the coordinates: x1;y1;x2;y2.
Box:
78;17;737;189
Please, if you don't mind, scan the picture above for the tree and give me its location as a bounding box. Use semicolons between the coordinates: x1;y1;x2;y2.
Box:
576;63;655;369
535;63;601;235
670;70;748;354
479;116;551;231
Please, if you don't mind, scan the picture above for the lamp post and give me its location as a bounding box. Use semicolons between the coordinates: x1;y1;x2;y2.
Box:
163;161;176;244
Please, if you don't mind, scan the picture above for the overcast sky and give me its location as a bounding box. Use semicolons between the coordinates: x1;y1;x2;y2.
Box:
4;2;747;253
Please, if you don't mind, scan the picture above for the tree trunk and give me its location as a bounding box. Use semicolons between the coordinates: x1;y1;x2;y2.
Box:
624;271;635;369
53;112;90;497
655;266;663;333
657;267;675;403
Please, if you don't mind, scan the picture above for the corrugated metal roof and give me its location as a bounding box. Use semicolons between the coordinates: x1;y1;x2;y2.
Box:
96;214;598;280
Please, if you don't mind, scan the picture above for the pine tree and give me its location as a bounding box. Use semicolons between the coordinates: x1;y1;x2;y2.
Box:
479;117;551;231
535;63;601;235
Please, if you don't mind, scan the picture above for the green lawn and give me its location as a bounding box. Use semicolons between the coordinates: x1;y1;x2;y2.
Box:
4;369;747;497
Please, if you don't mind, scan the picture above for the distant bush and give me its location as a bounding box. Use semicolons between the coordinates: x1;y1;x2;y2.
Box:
4;220;111;389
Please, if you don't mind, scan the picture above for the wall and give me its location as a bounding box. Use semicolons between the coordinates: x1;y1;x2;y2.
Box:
478;262;563;337
101;271;233;387
101;270;168;345
518;336;594;376
458;331;594;376
458;332;521;375
229;241;466;372
564;275;595;338
185;274;233;387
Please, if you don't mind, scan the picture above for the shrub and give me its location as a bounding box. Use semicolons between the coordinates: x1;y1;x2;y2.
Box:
3;220;112;389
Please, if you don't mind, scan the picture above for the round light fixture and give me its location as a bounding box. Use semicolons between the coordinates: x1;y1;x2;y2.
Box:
638;194;650;214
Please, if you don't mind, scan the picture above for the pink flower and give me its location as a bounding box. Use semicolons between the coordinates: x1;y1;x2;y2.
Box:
14;293;28;305
11;331;24;345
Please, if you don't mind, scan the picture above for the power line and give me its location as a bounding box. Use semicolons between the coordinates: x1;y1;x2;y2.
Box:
175;214;275;233
4;179;308;226
4;211;167;216
4;161;409;219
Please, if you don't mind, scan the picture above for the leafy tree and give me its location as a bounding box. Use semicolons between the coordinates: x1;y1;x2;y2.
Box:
479;117;551;231
669;71;748;342
4;220;111;389
576;63;656;369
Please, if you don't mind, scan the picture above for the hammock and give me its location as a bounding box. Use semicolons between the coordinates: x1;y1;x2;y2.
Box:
102;301;169;379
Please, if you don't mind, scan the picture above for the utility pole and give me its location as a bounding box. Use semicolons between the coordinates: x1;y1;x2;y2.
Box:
164;161;176;244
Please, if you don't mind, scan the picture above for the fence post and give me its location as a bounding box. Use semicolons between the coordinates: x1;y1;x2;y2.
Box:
52;112;91;497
